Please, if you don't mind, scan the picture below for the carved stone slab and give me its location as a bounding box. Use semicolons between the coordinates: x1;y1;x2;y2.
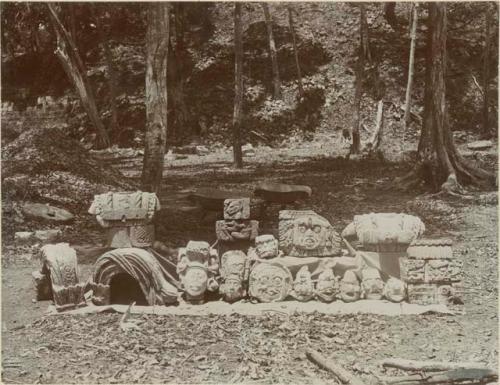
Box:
224;198;250;220
249;262;292;303
407;239;453;260
400;258;426;283
425;259;463;283
215;220;259;242
279;210;341;257
254;234;280;259
407;283;438;305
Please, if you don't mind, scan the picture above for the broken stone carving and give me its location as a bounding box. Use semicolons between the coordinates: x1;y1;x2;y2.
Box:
290;266;315;301
224;198;250;220
219;250;248;302
315;268;340;302
361;268;384;300
383;277;407;302
400;239;462;305
177;241;219;303
341;213;426;252
91;248;178;306
215;220;259;242
249;261;292;303
279;210;341;257
254;234;281;259
32;243;86;311
339;270;361;302
88;191;160;248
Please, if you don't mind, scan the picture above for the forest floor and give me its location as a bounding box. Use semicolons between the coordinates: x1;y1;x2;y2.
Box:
1;132;498;384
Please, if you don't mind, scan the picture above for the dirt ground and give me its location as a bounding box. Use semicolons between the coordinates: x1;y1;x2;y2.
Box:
1;140;498;384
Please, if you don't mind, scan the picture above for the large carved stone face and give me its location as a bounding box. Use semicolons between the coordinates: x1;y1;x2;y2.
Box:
292;216;329;251
183;266;208;298
316;269;339;302
255;235;279;259
249;263;292;303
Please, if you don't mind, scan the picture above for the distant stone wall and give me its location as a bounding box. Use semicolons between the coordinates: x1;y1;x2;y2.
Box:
1;96;73;144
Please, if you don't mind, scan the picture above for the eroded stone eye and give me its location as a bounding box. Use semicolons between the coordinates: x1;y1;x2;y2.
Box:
313;225;322;233
298;225;306;233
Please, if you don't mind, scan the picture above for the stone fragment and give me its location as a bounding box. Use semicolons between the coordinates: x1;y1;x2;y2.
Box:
15;231;34;243
32;271;51;300
242;143;255;156
315;268;339;303
254;183;312;204
290;266;314;302
254;234;280;259
400;258;426;283
407;283;438;305
220;250;247;279
425;259;463;283
223;198;250;220
249;262;292;303
279;210;341;257
467;140;493;151
383;277;407;303
406;239;453;260
215;220;259;242
22;203;74;223
339;270;361;302
34;229;62;243
360;268;384;300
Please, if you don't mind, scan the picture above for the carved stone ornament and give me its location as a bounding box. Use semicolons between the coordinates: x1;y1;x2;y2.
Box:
216;220;259;242
33;243;86;311
220;250;247;279
180;262;210;303
341;213;426;252
177;241;219;278
360;268;384;300
279;210;341;258
290;266;314;302
315;268;339;303
249;262;292;303
224;198;250;220
220;274;246;303
383;277;407;302
255;234;280;259
339;270;361;302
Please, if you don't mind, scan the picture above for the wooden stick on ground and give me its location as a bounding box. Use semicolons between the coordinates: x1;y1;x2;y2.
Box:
381;368;498;385
381;358;490;372
306;348;366;385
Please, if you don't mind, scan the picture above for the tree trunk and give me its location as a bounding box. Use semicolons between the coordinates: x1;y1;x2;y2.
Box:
261;3;282;99
168;3;189;144
233;3;244;169
482;5;491;136
402;3;418;157
141;3;169;193
47;3;110;149
400;3;495;192
384;3;398;31
360;3;371;63
287;6;304;99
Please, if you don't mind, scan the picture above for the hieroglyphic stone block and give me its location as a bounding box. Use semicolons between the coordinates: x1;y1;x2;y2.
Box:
279;210;341;257
425;259;463;283
400;258;426;283
215;220;259;242
223;198;250;220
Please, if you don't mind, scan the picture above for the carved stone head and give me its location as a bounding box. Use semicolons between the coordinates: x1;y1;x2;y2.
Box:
279;210;341;257
291;266;314;301
249;262;292;303
220;275;246;303
181;262;209;301
185;241;210;263
361;268;384;300
315;268;339;303
383;277;407;302
220;250;247;278
224;198;250;220
255;234;279;259
340;270;361;302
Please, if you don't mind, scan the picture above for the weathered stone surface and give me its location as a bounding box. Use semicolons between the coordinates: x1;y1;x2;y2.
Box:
34;229;62;243
341;213;425;252
383;278;407;303
22;203;74;223
339;270;361;302
406;239;453;260
425;259;463;283
223;198;250;220
360;268;384;300
315;268;339;303
249;262;292;303
467;140;493;150
32;270;51;300
254;234;280;259
290;266;314;302
15;231;34;243
220;275;246;303
279;210;341;257
220;250;247;279
407;283;438;305
216;220;259;242
255;183;312;204
400;258;426;283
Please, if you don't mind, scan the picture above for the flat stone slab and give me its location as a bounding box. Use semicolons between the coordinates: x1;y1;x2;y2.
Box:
48;300;453;317
22;203;74;223
254;182;312;204
186;189;252;211
467;140;493;151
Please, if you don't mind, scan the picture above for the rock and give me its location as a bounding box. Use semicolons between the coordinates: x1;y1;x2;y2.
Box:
467;140;493;151
242;143;256;156
33;229;62;242
15;231;35;243
195;145;210;156
22;203;74;223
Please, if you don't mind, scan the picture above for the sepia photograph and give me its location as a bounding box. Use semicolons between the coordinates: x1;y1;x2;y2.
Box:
1;1;498;384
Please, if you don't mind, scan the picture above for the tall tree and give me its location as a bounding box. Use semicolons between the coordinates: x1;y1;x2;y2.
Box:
287;5;304;99
482;4;492;136
232;3;243;168
399;3;495;192
47;3;110;149
261;3;281;99
141;3;169;193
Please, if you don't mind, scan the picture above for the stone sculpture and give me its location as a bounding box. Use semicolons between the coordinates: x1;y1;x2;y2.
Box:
219;250;248;302
224;198;250;220
215;220;259;242
315;268;339;302
177;241;219;303
339;270;361;302
400;239;463;305
32;243;86;311
249;262;292;303
279;210;341;257
219;275;246;303
254;234;281;259
290;266;315;301
88;191;160;248
383;277;407;302
360;268;384;300
91;248;178;306
341;213;426;252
